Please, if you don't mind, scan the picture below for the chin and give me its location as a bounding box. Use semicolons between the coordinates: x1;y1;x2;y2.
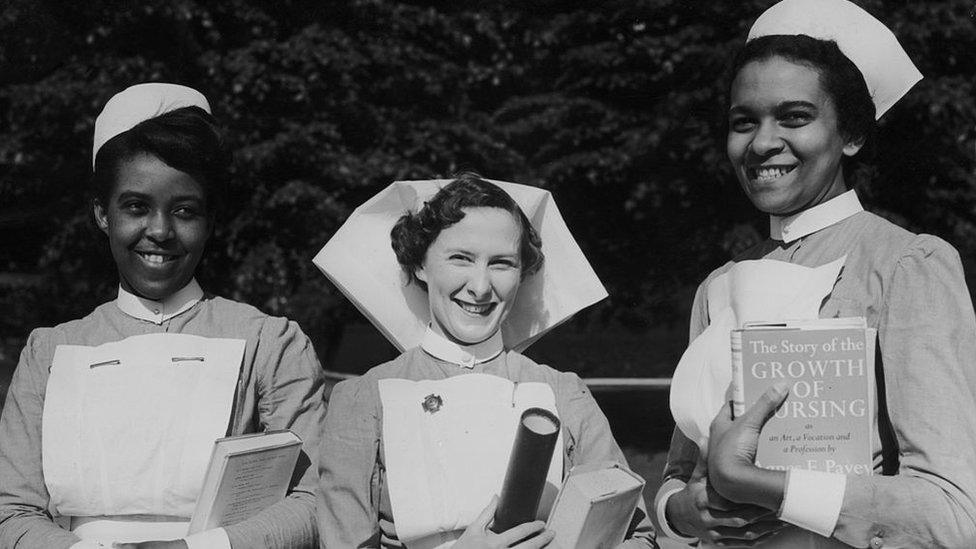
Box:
744;190;795;216
448;323;500;345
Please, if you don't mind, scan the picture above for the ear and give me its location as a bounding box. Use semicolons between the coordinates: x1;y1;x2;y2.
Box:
843;135;866;157
93;199;110;234
415;264;428;284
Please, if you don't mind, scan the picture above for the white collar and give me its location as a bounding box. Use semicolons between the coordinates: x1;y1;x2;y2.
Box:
115;279;204;324
420;326;504;369
769;190;863;243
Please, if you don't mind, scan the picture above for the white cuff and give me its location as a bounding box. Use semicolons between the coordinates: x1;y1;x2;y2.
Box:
778;469;846;537
653;478;700;544
185;527;231;549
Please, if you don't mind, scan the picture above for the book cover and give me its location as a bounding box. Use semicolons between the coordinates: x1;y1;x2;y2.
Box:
545;462;644;549
188;430;302;534
731;318;875;474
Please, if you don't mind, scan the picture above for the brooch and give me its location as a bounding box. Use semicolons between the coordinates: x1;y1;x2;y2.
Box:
421;393;443;414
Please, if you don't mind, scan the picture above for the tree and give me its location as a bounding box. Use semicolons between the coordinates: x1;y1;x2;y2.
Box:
2;0;974;376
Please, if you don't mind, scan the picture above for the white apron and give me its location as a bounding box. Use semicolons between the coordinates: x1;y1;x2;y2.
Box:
670;257;853;548
379;373;564;549
42;333;245;543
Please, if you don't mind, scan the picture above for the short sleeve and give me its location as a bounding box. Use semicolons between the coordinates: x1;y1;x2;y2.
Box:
654;280;709;542
317;377;384;548
0;329;81;548
559;373;657;548
832;236;976;547
223;317;326;549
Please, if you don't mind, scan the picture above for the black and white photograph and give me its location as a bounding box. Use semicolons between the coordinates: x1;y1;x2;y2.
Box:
1;1;975;548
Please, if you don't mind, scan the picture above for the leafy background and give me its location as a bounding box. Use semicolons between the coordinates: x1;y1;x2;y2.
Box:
1;0;974;426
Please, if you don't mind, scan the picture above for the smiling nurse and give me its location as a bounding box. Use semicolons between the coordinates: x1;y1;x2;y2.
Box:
315;174;657;548
656;1;976;548
96;153;211;301
0;84;326;549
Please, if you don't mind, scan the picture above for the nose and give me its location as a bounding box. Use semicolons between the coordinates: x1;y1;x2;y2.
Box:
465;265;492;301
750;120;784;157
145;210;175;242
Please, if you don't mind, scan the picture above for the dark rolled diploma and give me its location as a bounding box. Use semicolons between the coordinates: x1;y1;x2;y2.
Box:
491;407;561;533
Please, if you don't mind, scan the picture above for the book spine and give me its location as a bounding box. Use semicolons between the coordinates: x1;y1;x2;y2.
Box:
731;330;745;418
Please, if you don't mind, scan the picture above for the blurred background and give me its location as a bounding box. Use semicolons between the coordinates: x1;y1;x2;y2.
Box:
2;0;975;535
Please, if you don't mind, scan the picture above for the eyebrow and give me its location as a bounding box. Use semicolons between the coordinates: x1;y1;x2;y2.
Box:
729;100;820;116
115;191;204;203
775;100;819;113
442;247;519;259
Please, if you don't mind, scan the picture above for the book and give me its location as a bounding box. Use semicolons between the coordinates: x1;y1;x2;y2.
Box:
545;462;645;549
187;430;303;534
731;317;875;474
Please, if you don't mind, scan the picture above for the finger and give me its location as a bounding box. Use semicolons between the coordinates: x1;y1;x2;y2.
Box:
511;527;555;549
378;518;404;547
712;518;788;541
708;504;778;522
704;484;773;518
739;383;790;432
497;520;547;545
473;495;499;529
710;399;735;437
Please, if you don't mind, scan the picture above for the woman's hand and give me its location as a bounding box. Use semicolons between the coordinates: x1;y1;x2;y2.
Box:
112;541;187;549
707;383;790;511
666;457;785;547
453;496;554;548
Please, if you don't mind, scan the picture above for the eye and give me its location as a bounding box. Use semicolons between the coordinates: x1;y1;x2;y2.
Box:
780;111;813;127
448;253;472;263
491;258;520;270
121;200;148;215
173;205;204;220
729;115;756;133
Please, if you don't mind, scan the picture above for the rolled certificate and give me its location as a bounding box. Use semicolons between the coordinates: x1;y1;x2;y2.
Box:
491;407;561;533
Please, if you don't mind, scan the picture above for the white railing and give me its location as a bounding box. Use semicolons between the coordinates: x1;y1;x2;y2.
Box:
322;370;672;392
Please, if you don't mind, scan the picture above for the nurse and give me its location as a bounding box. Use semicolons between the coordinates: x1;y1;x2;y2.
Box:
0;84;326;549
314;174;657;548
655;1;976;548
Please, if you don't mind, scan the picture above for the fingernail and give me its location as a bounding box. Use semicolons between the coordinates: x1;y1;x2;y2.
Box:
773;382;790;397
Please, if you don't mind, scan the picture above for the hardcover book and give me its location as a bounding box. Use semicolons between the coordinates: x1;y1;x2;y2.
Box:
731;317;875;474
188;430;302;534
545;462;644;549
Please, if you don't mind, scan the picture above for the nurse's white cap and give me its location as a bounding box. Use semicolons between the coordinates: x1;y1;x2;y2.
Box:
313;179;608;352
92;83;211;168
748;0;922;119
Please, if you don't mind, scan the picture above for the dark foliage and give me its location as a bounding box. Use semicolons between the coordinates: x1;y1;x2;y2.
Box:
2;0;974;374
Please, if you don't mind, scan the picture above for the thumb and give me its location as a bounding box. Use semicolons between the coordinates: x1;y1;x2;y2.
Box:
740;382;790;432
474;495;499;529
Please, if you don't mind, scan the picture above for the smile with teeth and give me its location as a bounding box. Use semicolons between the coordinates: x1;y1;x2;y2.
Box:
136;251;179;264
454;299;497;316
749;164;797;182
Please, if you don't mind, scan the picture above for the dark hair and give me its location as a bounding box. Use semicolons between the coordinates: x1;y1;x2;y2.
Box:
391;173;544;289
91;106;229;216
730;34;876;152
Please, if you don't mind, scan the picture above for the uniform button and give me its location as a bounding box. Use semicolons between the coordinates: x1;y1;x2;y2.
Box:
153;308;161;314
869;535;883;548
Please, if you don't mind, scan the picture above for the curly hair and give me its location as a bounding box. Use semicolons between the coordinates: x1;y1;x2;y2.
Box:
390;174;544;289
91;106;229;217
730;34;876;151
